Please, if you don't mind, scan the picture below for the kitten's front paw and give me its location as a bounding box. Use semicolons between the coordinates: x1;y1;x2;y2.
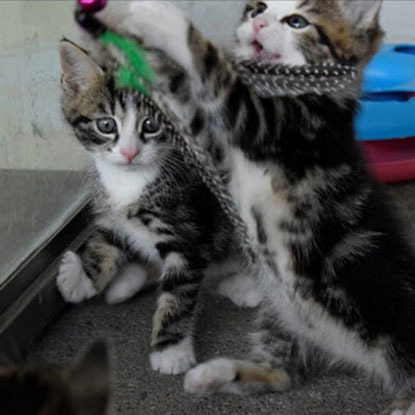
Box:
217;274;261;308
184;358;237;396
101;1;192;72
150;337;196;375
56;251;97;303
128;1;186;39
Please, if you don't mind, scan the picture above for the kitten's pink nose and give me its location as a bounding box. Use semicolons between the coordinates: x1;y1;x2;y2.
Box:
121;149;140;163
253;17;268;34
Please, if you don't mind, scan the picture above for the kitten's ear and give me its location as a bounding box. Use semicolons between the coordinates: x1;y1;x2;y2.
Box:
59;40;105;94
339;0;382;28
65;340;111;415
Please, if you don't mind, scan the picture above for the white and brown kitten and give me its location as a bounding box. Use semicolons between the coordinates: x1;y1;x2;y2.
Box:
93;1;415;414
0;341;111;415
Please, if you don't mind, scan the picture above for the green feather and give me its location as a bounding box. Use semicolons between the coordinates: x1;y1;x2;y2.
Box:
99;31;154;95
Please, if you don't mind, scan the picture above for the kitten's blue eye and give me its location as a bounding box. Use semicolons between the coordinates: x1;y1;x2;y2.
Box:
286;14;309;29
96;118;117;134
251;2;267;18
142;118;161;135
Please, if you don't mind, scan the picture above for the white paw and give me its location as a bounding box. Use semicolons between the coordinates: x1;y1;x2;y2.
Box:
184;358;237;396
217;273;261;308
150;337;196;375
105;263;148;305
128;1;185;38
56;251;97;303
100;1;193;73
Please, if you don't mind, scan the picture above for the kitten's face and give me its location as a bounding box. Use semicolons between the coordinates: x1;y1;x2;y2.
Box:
60;41;168;170
0;341;110;415
235;0;383;67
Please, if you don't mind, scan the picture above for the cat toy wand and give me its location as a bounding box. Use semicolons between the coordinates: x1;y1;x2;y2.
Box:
76;0;154;95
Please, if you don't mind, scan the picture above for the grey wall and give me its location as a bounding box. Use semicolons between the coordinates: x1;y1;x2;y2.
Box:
0;1;413;170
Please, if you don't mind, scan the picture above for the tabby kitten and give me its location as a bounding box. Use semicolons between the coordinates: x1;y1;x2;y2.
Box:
95;0;415;413
56;40;259;375
0;341;110;415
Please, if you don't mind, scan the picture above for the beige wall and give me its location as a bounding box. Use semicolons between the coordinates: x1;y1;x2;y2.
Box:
0;1;87;170
0;1;413;170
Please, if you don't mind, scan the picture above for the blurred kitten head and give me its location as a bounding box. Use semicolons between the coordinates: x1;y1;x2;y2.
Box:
0;340;111;415
234;0;384;68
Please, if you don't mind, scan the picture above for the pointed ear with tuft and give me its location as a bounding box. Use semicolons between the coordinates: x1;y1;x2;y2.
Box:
340;0;382;28
60;40;105;94
65;340;111;415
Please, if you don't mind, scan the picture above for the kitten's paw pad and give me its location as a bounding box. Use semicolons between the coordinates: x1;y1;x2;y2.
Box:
150;338;196;375
106;263;148;305
217;274;261;308
56;251;97;303
184;358;236;396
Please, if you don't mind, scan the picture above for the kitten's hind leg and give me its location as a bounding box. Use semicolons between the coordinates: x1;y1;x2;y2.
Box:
150;252;204;375
56;231;125;303
185;309;309;395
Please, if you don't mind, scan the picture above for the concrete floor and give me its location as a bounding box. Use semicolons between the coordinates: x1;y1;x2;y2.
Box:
31;182;415;415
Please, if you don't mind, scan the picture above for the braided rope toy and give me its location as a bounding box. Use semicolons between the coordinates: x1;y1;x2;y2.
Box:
237;60;358;98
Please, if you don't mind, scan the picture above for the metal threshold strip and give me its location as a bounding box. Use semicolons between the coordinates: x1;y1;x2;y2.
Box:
0;200;92;360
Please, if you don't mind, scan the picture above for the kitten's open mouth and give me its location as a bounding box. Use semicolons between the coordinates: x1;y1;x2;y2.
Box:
252;40;281;62
252;40;263;54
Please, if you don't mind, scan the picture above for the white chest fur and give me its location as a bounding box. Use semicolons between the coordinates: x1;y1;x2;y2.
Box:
229;150;292;270
94;158;162;261
95;158;158;208
229;149;275;241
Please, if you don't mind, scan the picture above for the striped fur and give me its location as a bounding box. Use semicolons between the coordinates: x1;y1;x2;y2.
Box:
93;1;415;412
57;41;249;375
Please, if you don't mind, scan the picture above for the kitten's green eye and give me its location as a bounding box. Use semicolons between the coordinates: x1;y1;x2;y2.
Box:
96;118;117;135
251;2;267;18
285;14;309;29
142;118;161;135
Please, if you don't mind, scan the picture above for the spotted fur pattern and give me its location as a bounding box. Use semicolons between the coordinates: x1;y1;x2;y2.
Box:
92;1;415;412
